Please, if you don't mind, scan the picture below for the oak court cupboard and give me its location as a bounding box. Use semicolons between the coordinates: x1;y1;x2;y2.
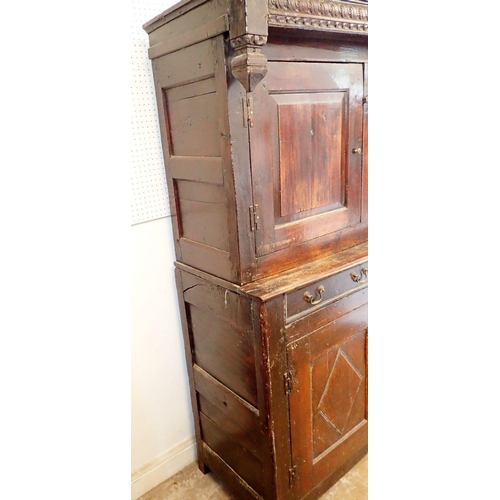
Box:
143;0;368;497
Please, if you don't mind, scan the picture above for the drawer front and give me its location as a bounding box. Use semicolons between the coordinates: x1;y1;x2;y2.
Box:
286;260;368;322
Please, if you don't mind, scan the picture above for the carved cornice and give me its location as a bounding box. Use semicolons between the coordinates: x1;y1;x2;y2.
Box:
230;34;268;49
268;0;368;34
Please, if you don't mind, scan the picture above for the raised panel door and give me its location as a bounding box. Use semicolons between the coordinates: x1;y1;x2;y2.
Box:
287;303;368;499
249;62;364;257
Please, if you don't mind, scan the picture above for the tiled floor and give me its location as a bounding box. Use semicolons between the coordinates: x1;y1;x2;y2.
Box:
138;455;367;500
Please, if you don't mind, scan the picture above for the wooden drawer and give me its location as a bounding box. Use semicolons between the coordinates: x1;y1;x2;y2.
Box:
285;260;368;322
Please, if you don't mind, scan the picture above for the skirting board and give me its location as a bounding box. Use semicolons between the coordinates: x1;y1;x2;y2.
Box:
131;435;197;500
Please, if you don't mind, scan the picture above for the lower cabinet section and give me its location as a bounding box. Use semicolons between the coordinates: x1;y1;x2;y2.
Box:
175;247;368;500
287;305;368;499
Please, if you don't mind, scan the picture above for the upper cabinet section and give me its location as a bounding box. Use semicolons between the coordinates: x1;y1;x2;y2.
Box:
144;0;368;285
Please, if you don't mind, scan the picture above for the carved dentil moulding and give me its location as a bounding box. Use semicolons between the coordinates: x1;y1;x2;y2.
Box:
268;0;368;33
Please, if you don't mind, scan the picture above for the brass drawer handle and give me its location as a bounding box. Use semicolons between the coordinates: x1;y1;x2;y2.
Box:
351;267;368;284
303;285;325;306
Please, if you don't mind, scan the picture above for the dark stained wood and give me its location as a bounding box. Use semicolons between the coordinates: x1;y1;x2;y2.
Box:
153;38;216;89
213;34;243;285
254;222;368;283
176;179;225;204
308;304;368;358
286;260;368;320
145;3;368;497
151;29;367;284
173;268;207;474
181;270;258;405
148;15;229;59
362;62;368;225
166;91;220;157
179;238;233;281
167;77;216;104
276;93;344;217
287;304;368;498
178;198;230;251
242;242;367;300
194;365;262;459
145;0;229;42
302;444;367;500
253;296;293;499
225;55;258;283
182;270;253;327
189;305;258;406
202;443;262;500
200;413;265;495
286;288;368;342
263;35;368;63
198;394;262;459
249;61;363;258
170;157;224;185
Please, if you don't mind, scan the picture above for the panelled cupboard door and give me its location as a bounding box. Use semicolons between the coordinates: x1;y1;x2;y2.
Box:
249;62;364;257
287;304;368;499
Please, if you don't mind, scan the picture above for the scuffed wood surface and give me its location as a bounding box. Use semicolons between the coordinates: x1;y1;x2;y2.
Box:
241;242;367;300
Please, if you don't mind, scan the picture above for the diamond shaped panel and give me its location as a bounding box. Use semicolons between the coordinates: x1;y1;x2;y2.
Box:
318;349;363;435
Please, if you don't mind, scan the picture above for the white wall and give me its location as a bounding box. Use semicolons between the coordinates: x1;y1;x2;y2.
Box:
131;219;195;499
131;0;195;498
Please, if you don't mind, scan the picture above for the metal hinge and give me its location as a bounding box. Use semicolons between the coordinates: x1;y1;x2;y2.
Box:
284;370;294;395
243;95;254;128
249;204;260;231
289;465;297;487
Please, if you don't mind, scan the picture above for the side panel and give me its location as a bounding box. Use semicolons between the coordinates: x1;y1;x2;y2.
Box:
152;36;240;282
178;270;267;498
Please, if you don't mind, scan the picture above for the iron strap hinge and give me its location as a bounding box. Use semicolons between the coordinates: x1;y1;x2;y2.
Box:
249;204;260;231
243;95;254;128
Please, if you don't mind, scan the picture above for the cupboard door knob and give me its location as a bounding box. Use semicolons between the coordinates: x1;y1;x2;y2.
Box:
351;267;368;284
352;147;362;154
303;285;325;305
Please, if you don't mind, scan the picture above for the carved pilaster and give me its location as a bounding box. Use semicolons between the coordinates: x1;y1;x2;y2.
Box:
230;34;268;92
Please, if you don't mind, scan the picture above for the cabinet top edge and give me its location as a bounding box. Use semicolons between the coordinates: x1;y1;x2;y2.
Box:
241;242;368;300
176;242;368;301
142;0;212;33
143;0;368;36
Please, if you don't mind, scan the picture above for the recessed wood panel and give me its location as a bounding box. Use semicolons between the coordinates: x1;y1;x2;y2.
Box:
153;38;216;89
312;331;366;458
200;414;264;496
179;238;232;282
166;89;220;156
275;93;345;217
189;304;258;406
176;180;225;204
249;62;363;258
193;364;262;461
170;156;223;185
178;198;229;251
